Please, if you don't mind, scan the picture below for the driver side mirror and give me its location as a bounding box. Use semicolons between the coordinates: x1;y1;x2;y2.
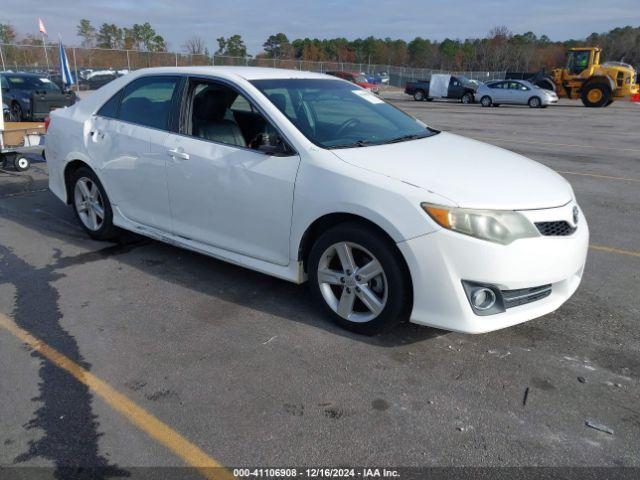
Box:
255;133;290;156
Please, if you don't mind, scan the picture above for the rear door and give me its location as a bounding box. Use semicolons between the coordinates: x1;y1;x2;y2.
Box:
489;81;508;102
88;75;180;230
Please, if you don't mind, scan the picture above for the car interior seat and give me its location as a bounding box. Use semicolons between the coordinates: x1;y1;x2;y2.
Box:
193;89;246;147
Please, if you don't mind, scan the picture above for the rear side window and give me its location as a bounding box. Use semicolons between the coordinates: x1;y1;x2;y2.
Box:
118;76;180;130
97;90;121;118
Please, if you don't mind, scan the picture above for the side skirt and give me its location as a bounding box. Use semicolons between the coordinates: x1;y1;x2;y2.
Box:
112;206;306;284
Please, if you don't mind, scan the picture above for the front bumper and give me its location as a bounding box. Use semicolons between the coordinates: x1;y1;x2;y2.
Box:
398;203;589;333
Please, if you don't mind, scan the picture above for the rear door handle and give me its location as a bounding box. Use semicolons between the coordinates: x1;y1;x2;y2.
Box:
167;148;190;160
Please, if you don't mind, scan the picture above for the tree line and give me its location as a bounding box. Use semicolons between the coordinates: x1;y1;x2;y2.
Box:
258;26;640;71
1;19;638;71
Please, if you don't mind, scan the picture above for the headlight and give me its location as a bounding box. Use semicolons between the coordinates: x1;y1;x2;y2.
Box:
421;203;540;245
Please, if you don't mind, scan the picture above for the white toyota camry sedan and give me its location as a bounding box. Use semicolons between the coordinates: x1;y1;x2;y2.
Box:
46;67;588;335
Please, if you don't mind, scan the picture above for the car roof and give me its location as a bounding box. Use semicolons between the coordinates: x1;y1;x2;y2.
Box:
127;66;332;81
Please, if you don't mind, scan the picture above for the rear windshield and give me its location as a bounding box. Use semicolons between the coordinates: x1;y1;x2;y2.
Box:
251;78;437;149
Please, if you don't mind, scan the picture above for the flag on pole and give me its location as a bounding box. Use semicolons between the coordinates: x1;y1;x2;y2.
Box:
59;40;74;86
38;18;47;35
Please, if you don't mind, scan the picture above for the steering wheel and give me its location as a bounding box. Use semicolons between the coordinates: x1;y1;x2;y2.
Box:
335;118;362;138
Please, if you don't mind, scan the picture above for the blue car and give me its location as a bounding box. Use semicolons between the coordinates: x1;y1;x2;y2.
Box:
1;72;76;121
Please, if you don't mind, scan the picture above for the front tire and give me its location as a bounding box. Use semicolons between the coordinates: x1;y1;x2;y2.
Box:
10;102;24;121
461;92;473;104
14;156;30;171
308;223;411;335
413;89;425;101
480;96;492;107
528;96;542;108
70;167;120;241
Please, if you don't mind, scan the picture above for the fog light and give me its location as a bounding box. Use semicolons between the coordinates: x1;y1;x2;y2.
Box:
461;281;506;316
471;288;496;310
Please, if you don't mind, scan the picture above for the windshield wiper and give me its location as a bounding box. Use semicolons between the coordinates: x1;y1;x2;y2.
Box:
329;139;372;149
380;133;429;145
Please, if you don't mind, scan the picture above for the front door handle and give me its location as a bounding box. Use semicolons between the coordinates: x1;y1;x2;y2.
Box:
167;148;190;160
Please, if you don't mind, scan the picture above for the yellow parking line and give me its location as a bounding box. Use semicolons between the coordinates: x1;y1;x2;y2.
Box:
471;135;640;154
590;244;640;258
0;312;232;480
557;171;640;183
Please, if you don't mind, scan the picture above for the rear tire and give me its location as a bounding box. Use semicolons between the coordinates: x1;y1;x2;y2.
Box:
70;167;121;241
581;83;611;107
480;96;492;107
413;90;425;101
308;223;411;335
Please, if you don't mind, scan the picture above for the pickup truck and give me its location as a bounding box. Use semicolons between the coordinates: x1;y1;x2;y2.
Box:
1;72;76;121
405;74;477;103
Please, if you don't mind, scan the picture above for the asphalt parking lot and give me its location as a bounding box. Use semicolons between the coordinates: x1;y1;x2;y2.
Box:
0;95;639;476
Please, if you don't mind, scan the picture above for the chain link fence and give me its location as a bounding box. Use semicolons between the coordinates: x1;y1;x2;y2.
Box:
0;43;506;92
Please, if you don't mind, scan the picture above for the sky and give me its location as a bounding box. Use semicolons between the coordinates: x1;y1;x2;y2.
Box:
2;0;639;55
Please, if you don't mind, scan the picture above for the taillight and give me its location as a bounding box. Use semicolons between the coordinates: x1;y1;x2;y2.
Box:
44;116;51;132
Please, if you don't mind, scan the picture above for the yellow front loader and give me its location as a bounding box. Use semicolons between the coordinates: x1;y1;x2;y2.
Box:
548;47;639;107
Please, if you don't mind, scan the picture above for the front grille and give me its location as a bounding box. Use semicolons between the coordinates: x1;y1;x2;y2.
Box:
502;284;552;309
535;221;576;236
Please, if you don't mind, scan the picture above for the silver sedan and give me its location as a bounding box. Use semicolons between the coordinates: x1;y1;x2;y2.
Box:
476;80;558;108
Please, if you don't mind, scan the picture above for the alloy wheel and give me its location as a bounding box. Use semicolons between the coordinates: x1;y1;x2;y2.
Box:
74;177;105;231
317;241;388;323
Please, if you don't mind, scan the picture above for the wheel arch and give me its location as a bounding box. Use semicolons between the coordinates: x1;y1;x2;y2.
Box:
298;212;405;272
298;211;414;309
584;76;614;92
63;159;94;204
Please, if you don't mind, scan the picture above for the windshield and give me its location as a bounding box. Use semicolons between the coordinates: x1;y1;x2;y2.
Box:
353;75;367;83
251;79;437;149
567;51;590;74
4;75;61;92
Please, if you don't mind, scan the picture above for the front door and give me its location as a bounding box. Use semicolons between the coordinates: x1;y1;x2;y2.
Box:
448;77;464;99
165;78;300;266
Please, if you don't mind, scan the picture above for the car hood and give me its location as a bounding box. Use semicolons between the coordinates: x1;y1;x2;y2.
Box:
331;132;573;210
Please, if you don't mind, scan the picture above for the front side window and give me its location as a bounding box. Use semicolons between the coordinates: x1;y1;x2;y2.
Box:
252;79;437;149
186;79;288;153
118;76;180;130
0;75;9;89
